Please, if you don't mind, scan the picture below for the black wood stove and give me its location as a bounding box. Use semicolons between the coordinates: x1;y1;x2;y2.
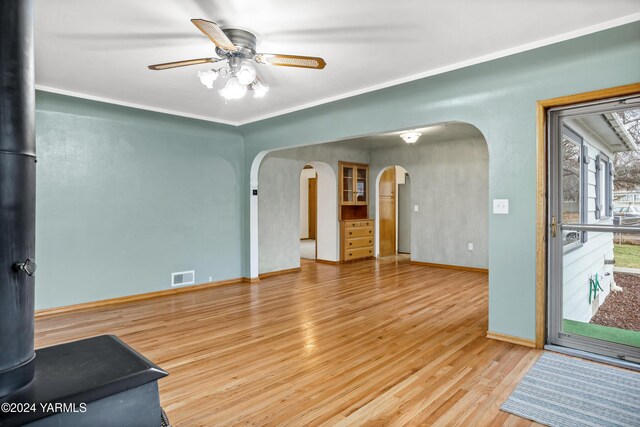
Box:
0;1;168;425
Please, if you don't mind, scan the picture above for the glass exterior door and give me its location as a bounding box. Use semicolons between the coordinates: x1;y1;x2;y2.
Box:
549;98;640;363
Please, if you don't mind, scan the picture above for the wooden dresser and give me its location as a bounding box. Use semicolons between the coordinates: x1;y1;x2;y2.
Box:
341;219;374;262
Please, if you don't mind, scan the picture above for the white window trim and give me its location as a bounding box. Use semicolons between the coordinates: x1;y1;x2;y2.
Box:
595;153;612;220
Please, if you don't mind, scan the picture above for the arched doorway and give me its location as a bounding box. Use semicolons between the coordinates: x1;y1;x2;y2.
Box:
300;165;317;259
254;153;338;275
375;165;411;257
249;121;489;278
305;161;338;263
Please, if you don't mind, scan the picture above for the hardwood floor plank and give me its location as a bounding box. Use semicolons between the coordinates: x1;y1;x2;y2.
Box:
35;256;540;426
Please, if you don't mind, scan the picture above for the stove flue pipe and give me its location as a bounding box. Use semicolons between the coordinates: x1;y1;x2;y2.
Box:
0;0;36;397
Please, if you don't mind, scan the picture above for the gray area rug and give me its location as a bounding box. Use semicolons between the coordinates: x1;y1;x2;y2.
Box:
501;352;640;427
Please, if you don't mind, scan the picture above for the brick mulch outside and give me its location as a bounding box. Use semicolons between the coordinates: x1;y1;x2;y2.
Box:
590;273;640;332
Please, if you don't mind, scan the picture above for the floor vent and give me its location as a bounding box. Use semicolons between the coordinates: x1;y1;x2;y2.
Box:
172;270;195;287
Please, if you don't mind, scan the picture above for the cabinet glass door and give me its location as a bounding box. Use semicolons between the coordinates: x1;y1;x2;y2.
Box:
356;167;367;203
342;166;354;203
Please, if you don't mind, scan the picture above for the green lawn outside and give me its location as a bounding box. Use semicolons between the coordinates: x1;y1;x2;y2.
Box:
614;244;640;269
563;319;640;347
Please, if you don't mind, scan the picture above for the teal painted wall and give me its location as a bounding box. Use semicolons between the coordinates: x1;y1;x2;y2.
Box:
32;23;639;341
241;22;640;340
35;92;244;310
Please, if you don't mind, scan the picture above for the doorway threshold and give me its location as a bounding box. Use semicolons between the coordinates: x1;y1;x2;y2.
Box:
544;344;640;372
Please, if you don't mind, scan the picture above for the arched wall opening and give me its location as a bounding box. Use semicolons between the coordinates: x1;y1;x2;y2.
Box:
368;124;489;269
299;166;317;255
248;121;489;278
254;153;337;276
375;165;411;258
300;162;338;263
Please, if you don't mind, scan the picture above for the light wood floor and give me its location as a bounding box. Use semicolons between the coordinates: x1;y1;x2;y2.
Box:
35;256;542;426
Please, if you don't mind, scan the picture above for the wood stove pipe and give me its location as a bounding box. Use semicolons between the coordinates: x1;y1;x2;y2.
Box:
0;0;36;397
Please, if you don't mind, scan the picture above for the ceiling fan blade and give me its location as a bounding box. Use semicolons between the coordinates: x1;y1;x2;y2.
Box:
148;57;219;70
191;19;237;51
255;53;326;70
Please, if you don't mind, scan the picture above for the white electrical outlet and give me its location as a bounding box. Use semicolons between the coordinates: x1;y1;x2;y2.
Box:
414;205;419;212
468;243;474;251
209;276;213;282
493;199;509;214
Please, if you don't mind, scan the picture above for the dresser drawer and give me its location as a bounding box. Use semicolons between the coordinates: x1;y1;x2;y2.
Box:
345;236;373;249
345;227;373;238
345;220;373;228
345;247;373;259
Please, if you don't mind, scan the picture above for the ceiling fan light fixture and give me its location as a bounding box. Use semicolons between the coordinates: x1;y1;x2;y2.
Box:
148;19;326;104
236;65;257;85
400;131;422;144
219;76;247;100
198;69;218;89
252;81;269;98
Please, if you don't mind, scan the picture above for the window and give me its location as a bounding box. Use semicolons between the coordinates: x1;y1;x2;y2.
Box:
607;160;613;217
595;154;613;220
607;160;614;218
561;126;587;247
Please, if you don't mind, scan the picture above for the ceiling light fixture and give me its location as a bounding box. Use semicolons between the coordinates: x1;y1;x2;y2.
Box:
150;20;326;102
200;61;268;101
236;65;257;85
219;76;247;100
400;131;422;144
198;69;218;89
252;80;269;98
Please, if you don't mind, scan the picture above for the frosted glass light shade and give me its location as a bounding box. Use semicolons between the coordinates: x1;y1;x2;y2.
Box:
252;81;269;98
400;132;421;144
219;76;247;100
198;69;218;89
237;65;257;85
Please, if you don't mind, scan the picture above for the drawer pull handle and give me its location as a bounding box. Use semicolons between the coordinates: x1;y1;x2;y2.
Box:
349;242;352;246
349;232;352;235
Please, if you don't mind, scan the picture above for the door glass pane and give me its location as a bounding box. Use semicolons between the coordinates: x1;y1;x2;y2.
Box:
561;128;582;246
563;230;640;348
560;106;640;351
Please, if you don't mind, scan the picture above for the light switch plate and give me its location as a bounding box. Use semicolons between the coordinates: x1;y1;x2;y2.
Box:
414;205;419;212
493;199;509;214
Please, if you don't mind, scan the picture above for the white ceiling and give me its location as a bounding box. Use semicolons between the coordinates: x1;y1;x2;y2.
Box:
35;1;640;126
321;122;484;152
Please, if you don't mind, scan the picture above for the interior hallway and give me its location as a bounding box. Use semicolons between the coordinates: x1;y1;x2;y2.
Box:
34;257;541;426
301;239;316;260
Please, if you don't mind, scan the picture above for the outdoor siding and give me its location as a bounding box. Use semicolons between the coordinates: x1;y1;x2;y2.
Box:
564;232;613;321
563;121;615;323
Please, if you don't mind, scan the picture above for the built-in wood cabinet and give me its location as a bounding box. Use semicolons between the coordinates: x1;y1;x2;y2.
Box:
339;162;369;220
339;162;373;261
341;220;374;261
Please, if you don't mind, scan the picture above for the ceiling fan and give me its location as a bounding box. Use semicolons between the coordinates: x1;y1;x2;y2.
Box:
148;19;326;100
